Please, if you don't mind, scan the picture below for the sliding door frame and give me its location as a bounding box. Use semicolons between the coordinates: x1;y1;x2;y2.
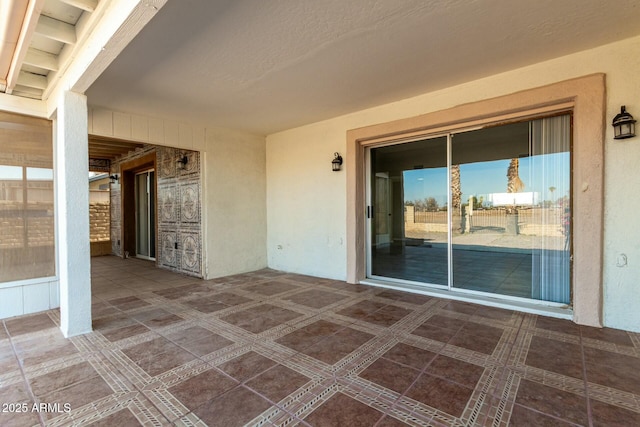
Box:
347;74;605;327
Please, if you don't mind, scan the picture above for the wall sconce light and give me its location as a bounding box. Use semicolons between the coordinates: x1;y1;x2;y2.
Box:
109;174;119;184
612;106;636;139
332;152;343;171
176;154;189;170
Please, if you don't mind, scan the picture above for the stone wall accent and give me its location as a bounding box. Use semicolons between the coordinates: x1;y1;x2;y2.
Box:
89;202;110;242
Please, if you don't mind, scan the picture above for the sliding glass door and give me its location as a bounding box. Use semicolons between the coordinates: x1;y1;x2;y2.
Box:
367;114;571;305
135;170;156;260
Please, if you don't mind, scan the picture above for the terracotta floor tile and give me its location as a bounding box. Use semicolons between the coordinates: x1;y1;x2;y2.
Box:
337;300;386;320
583;346;640;394
301;327;373;365
222;304;302;333
16;340;78;367
320;281;370;293
405;373;476;418
122;337;175;362
304;392;385;427
0;408;41;427
590;399;640;426
448;328;501;354
439;300;478;315
182;297;228;313
421;314;463;331
513;379;588;425
580;325;634;347
525;336;584;381
180;335;234;357
5;257;640;427
88;408;145;427
0;380;32;404
534;316;581;336
191;386;272;427
101;323;149;342
168;368;238;411
359;358;420;394
245;280;298;296
217;351;277;381
107;295;151;311
38;376;113;415
29;361;99;396
473;306;514;323
507;403;575;426
276;320;344;352
425;355;485;388
411;322;457;343
246;364;310;402
5;312;56;336
284;289;348;308
377;415;413;426
381;342;437;370
364;304;413;327
211;292;252;306
376;289;432;305
133;345;197;376
92;313;138;331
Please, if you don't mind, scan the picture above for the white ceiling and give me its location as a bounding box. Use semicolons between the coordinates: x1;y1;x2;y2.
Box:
84;0;640;136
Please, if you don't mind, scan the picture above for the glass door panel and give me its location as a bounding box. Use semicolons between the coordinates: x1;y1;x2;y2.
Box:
135;170;156;260
367;115;571;305
451;122;532;297
370;136;448;285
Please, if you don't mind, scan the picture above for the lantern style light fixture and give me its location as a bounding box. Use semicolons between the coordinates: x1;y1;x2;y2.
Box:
612;106;636;140
109;174;119;184
332;152;343;171
176;153;188;170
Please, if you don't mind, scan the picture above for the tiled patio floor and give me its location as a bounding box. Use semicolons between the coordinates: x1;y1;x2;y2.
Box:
1;256;640;426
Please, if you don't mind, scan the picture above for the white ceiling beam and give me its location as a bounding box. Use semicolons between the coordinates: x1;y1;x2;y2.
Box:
24;48;59;71
17;70;48;90
0;92;47;117
35;15;77;45
58;0;98;13
12;84;44;98
46;0;168;117
5;0;46;95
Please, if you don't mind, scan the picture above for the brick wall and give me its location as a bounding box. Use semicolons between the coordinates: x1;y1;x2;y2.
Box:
89;201;110;242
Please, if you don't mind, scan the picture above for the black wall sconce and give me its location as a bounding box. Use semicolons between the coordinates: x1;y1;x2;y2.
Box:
612;106;636;139
109;174;119;184
332;152;343;171
176;153;189;170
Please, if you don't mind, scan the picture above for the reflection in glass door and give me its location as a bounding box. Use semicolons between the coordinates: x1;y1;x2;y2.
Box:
370;136;448;286
135;170;156;260
367;114;572;305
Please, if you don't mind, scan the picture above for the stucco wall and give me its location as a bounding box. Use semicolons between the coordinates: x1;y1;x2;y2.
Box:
266;35;640;332
204;128;267;277
87;109;268;279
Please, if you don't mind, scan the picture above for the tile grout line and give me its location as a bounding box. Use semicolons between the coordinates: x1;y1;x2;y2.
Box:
578;326;594;427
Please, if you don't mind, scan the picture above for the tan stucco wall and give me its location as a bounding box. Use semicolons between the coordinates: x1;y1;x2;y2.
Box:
86;110;268;279
266;35;640;332
204;128;267;277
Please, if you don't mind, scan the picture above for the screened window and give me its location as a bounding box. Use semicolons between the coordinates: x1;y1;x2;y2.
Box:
0;112;54;282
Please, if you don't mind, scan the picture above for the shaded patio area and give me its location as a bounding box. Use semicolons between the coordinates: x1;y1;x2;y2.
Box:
1;256;639;426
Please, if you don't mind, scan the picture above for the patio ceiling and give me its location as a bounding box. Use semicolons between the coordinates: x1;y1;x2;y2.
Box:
0;0;102;99
88;135;144;161
2;1;640;136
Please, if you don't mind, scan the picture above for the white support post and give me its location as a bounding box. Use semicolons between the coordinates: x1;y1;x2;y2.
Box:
54;90;91;337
